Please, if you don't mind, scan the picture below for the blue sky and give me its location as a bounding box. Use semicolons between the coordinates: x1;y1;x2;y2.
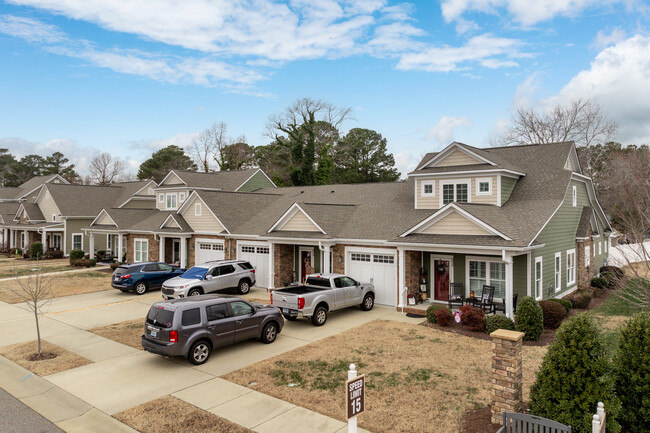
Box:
1;0;649;177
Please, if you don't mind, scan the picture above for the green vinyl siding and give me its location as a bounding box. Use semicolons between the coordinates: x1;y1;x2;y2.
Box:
532;179;590;298
500;176;518;206
513;254;528;299
64;218;107;255
237;170;275;192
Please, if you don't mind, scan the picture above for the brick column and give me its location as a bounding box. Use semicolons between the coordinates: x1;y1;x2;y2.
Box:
490;329;525;424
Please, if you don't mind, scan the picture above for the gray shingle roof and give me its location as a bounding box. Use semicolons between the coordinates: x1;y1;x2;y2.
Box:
17;175;67;197
0;202;21;227
47;184;137;217
113;180;155;206
0;187;22;200
21;203;45;221
164;169;260;191
576;206;595;237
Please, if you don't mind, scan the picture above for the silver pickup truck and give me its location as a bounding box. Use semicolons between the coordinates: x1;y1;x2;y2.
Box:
271;273;375;326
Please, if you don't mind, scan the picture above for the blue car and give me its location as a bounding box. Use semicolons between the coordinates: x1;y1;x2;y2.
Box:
111;262;186;295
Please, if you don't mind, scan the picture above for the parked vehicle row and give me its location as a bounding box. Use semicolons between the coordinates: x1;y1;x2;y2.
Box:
111;262;185;295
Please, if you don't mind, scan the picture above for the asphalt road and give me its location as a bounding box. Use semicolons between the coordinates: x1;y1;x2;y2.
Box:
0;387;64;433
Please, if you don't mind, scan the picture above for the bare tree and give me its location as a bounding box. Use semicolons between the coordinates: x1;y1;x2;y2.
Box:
88;153;126;185
10;259;55;357
187;122;228;172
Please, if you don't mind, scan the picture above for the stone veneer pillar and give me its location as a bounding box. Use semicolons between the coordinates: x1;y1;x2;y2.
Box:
490;329;525;425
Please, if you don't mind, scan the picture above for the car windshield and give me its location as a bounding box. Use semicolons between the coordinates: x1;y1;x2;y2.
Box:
181;266;208;280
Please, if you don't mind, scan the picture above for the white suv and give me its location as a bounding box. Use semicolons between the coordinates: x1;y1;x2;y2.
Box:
161;260;256;299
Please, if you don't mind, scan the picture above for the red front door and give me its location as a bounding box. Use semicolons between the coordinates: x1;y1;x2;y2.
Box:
434;260;450;301
300;251;313;283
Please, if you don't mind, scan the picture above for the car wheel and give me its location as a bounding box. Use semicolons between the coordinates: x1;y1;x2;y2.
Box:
134;282;148;295
311;306;328;326
188;340;211;365
283;314;297;321
237;280;251;295
260;322;278;344
187;288;202;297
360;293;375;311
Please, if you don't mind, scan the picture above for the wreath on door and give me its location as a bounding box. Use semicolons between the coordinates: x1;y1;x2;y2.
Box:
437;262;447;274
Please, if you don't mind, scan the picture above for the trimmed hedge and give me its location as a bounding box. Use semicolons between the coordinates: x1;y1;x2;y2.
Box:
515;296;544;341
615;313;650;433
485;315;515;334
567;290;592;309
434;308;453;327
549;298;572;313
530;313;621;433
599;265;624;280
44;249;64;259
591;277;608;290
460;305;485;332
426;304;448;324
69;249;84;264
539;300;567;329
74;259;96;268
30;242;43;260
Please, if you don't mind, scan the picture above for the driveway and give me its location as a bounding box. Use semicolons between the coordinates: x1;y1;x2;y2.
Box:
0;286;421;429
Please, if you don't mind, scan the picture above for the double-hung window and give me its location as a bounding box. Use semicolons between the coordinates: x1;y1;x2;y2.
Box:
468;259;506;299
566;249;576;286
585;246;591;267
134;238;148;262
166;193;177;210
554;252;561;292
72;233;83;250
441;181;470;205
534;257;543;300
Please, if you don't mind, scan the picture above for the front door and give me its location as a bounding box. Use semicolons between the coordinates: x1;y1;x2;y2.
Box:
300;250;314;283
434;259;450;301
172;240;180;264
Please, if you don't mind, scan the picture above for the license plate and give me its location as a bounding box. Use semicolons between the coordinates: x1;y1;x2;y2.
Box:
150;330;157;337
282;308;288;314
163;296;168;300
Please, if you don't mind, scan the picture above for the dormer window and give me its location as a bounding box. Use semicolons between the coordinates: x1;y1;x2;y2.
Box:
158;194;164;203
166;193;177;210
476;178;492;195
179;192;186;203
422;181;434;196
441;180;470;206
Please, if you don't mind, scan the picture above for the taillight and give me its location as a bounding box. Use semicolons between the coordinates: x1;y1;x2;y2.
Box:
169;330;178;343
250;269;255;273
120;274;131;279
297;297;305;309
270;292;273;304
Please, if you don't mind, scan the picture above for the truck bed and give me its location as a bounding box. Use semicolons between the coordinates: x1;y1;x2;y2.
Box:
274;285;326;295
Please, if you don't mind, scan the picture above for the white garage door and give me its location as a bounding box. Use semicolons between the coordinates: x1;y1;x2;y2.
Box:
196;240;225;264
347;251;397;306
238;244;270;288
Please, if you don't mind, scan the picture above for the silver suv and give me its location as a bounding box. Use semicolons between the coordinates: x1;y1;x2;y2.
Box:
161;260;256;299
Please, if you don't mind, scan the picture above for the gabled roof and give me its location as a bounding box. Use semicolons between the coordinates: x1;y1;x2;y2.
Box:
45;184;135;217
0;202;20;227
15;202;45;222
0;187;22;200
158;168;268;192
576;206;598;238
158;213;192;232
114;180;157;208
268;203;327;234
17;174;69;198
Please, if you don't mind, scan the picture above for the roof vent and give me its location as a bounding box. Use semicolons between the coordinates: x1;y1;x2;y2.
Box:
331;190;335;193
300;190;304;193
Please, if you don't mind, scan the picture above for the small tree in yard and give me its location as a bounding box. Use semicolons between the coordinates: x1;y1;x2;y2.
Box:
10;260;55;358
530;313;621;433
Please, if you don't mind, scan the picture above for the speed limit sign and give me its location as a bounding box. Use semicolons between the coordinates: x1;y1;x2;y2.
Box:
346;374;365;419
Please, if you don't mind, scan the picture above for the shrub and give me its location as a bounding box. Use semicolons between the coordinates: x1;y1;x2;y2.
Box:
515;296;544;341
460;305;485;332
29;242;43;260
615;313;650;433
591;277;608;290
530;313;621;433
74;259;96;267
434;308;453;327
110;262;124;271
549;298;572;313
44;249;64;259
485;315;515;334
15;248;22;256
69;249;84;264
426;304;448;324
600;265;624;280
539;300;567;329
568;290;592;309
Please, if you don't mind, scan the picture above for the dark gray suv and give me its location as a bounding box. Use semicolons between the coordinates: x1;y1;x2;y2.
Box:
141;294;283;365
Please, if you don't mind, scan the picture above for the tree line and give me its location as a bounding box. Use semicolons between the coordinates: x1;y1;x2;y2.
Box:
0;150;79;187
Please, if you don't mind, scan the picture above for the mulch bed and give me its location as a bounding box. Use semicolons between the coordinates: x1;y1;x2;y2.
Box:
460;403;530;433
419;321;557;346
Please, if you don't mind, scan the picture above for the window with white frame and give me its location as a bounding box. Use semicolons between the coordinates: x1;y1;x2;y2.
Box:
166;193;177;209
554;252;562;292
52;234;61;250
441;181;470;205
534;257;543;300
134;238;148;262
468;259;506;298
605;241;608;253
598;241;602;255
422;181;434;196
20;232;25;248
476;178;492;195
572;186;577;207
158;193;164;203
179;192;186;203
566;249;576;286
195;203;202;216
585;245;591;267
72;233;83;250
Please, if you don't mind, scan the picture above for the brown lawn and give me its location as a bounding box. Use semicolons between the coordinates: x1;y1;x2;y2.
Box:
224;320;546;433
621;262;650;278
114;396;251;433
0;340;92;376
0;270;113;303
89;319;144;350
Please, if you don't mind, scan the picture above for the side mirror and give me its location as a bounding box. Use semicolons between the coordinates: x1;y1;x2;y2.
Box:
205;275;213;280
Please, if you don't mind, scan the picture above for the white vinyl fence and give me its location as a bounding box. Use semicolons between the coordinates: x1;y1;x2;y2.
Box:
608;241;650;267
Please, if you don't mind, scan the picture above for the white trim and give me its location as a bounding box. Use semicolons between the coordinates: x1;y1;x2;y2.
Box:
51;214;56;222
235;168;277;191
72;232;83;251
585;245;591;267
431;254;454;301
566;248;576;286
408;168;525;178
534;256;543;300
476;177;492;195
159;214;181;230
554;252;562;293
134;237;149;263
90;209;118;227
414;179;418;209
497;174;502;206
421;180;435;197
421;142;497;169
554;284;578;300
158;193;164;203
158;170;187;187
267;203;326;234
571;174;612;232
526;251;531;297
439;178;471;207
465;255;508;299
572;185;577;207
400;203;511;240
132;179;158;196
179;191;186;203
165;192;178;210
177;191;231;234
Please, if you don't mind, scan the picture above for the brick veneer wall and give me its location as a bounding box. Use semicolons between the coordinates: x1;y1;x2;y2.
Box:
405;250;422;296
125;234;159;263
577;226;595;291
274;244;294;287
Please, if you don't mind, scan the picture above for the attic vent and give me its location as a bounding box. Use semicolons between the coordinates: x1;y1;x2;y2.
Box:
331;190;335;193
300;191;304;193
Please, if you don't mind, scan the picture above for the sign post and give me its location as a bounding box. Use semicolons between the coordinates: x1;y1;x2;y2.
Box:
346;364;365;433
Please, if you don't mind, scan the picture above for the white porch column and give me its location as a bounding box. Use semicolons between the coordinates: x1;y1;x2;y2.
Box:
398;247;406;308
41;230;46;247
322;243;332;274
117;234;124;263
9;229;13;248
180;236;188;269
89;233;95;259
503;250;514;319
23;230;28;248
268;242;275;291
159;236;165;263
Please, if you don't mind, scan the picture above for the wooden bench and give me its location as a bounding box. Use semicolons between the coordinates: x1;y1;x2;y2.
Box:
497;412;572;433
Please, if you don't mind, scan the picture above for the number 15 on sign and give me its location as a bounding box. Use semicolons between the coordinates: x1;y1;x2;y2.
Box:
346;374;365;419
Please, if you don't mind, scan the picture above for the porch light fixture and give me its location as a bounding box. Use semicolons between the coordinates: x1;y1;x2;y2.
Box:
339;255;343;262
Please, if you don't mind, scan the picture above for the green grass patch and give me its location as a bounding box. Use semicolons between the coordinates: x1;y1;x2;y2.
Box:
0;265;72;279
596;293;643;316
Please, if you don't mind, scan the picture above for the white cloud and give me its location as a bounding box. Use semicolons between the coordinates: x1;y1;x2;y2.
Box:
511;71;543;108
426;116;473;144
592;27;626;49
132;132;199;152
394;150;418;177
0;14;64;43
396;33;525;72
440;0;624;26
548;34;650;145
